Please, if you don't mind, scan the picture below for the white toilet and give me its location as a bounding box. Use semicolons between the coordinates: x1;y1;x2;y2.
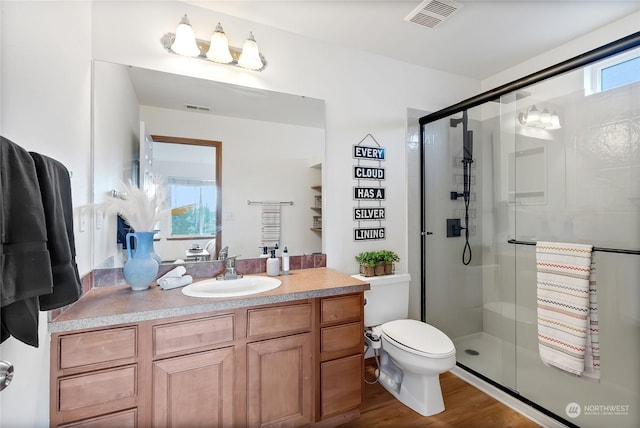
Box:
353;273;456;416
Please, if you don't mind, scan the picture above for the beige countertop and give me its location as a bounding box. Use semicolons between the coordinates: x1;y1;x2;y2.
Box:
49;268;370;333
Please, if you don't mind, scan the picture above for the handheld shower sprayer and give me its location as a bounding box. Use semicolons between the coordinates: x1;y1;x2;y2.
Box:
449;110;474;265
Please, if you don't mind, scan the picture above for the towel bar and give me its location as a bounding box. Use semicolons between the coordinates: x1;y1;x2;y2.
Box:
507;239;640;255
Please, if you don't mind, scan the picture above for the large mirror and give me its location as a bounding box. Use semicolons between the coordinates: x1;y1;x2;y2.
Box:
92;61;325;268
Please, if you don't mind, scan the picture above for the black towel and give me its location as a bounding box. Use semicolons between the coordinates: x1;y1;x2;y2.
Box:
1;137;53;347
29;152;82;310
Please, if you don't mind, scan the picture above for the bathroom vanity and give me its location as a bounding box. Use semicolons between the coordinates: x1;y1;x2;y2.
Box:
48;268;369;427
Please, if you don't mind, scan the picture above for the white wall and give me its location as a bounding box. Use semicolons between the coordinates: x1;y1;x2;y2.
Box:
0;2;92;427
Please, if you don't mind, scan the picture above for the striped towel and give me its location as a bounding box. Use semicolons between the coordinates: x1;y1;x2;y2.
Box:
261;202;281;247
536;241;600;380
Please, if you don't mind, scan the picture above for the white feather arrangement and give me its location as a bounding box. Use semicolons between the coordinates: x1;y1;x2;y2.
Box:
104;179;169;231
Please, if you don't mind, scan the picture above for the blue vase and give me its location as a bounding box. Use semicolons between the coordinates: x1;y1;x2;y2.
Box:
124;231;159;291
150;229;162;265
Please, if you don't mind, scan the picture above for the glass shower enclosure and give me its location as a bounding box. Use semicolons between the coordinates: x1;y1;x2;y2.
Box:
419;33;639;428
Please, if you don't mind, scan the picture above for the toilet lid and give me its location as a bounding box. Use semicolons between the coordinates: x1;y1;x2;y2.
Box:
381;319;455;357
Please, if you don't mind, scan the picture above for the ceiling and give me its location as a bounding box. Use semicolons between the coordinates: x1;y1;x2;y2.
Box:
126;64;326;127
187;0;640;80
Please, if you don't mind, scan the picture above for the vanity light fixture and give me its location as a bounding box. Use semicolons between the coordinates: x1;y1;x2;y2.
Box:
237;32;263;70
518;105;561;130
162;14;267;71
206;23;233;64
170;15;200;57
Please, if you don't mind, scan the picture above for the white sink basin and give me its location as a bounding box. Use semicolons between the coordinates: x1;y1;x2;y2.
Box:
181;276;282;298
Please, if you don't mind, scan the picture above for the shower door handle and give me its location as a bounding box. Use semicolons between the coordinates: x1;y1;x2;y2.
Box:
423;231;433;236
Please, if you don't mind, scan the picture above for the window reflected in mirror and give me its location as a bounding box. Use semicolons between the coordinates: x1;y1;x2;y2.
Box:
151;136;222;259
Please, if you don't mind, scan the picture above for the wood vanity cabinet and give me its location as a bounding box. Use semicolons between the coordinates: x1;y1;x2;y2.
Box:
317;294;365;421
49;325;140;427
50;292;364;427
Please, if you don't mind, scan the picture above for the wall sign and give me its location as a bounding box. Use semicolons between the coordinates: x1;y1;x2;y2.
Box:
353;186;385;200
354;227;385;241
353;166;385;180
353;145;385;160
353;134;386;241
353;207;385;221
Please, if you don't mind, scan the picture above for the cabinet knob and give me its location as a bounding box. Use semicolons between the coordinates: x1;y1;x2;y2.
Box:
0;360;14;391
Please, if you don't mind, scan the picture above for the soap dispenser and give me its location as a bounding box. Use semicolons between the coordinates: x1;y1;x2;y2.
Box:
282;246;290;275
266;250;280;276
259;246;269;258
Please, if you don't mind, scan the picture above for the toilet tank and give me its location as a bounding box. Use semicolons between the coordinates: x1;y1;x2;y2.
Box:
351;273;411;327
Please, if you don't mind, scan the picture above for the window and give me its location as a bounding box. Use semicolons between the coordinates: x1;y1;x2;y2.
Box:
168;178;217;236
601;55;640;91
585;46;640;95
151;136;222;257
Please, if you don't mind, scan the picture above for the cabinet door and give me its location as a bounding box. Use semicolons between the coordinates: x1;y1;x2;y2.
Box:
152;347;234;427
246;333;313;427
321;354;362;419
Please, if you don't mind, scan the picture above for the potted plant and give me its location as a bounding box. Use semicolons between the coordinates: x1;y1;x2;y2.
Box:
378;250;400;274
355;251;377;277
373;251;386;276
356;250;400;276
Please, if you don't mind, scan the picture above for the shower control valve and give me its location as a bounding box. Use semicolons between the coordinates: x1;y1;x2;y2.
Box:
450;191;464;200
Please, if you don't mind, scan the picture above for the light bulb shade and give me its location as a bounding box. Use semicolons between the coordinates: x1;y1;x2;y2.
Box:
171;15;200;57
206;23;233;63
238;32;264;70
539;108;552;127
526;105;541;126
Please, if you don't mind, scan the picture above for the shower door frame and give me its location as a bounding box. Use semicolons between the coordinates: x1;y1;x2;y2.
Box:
417;30;640;426
418;31;640;322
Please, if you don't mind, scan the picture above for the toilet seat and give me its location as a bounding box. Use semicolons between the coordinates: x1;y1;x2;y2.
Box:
381;319;455;359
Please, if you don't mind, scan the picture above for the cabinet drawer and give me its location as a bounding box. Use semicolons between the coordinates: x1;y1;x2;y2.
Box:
153;314;234;358
321;294;362;325
247;304;312;337
321;322;362;354
59;408;137;427
59;327;137;370
58;366;137;412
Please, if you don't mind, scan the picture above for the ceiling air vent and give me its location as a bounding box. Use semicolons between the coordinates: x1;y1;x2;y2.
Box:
185;104;211;112
405;0;463;29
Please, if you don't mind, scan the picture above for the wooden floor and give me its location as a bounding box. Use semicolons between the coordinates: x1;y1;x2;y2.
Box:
339;361;541;428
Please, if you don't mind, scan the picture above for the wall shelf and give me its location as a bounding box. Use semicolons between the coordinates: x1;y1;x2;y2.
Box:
311;185;322;233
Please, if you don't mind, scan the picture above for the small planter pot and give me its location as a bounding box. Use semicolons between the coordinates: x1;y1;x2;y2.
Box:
384;262;394;275
374;263;386;276
360;265;375;277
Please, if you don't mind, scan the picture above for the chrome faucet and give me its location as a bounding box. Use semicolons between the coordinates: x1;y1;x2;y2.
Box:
217;247;242;280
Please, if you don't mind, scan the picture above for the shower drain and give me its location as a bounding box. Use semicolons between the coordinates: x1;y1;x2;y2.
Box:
464;349;480;356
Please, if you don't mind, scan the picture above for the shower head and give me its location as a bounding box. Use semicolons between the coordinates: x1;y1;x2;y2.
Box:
450;110;468;128
450;117;464;128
